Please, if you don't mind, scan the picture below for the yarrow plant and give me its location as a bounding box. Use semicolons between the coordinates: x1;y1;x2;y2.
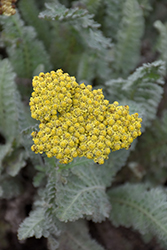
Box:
30;69;142;164
1;1;167;250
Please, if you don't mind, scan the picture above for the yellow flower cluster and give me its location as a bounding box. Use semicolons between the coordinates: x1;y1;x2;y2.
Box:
30;69;142;164
0;0;17;16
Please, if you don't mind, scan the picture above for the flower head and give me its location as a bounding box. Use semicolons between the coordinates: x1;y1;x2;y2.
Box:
0;0;17;16
30;69;142;164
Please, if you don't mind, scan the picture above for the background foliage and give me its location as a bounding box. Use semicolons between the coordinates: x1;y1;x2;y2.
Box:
0;0;167;250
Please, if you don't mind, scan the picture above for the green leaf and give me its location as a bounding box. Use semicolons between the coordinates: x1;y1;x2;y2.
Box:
39;1;112;52
58;220;105;250
56;160;111;222
154;20;167;72
5;149;27;177
39;2;88;22
0;12;52;78
33;164;46;188
45;158;112;222
77;52;97;82
0;175;23;199
20;123;41;166
79;0;102;14
81;28;112;51
0;59;18;140
105;60;165;128
108;183;167;249
114;0;144;76
137;110;167;169
103;0;124;40
18;207;50;240
18;0;51;48
138;0;152;16
0;142;12;171
0;59;27;172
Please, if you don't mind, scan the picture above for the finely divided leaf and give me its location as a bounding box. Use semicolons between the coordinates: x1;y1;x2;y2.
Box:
114;0;144;76
0;175;23;199
0;59;31;173
138;110;167;169
0;59;18;140
0;12;51;78
124;60;165;127
58;220;105;250
103;0;124;40
0;59;25;172
108;183;167;249
55;159;111;222
105;60;165;128
19;0;51;48
18;207;49;240
154;20;167;70
45;158;112;222
80;0;102;14
39;2;88;21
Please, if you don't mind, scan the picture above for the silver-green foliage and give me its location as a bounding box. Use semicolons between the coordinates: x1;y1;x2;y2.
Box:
57;220;105;250
39;2;88;22
0;12;51;78
139;110;167;168
108;183;167;249
79;0;102;14
0;59;27;173
114;0;144;76
39;1;112;51
18;207;50;240
18;159;107;249
18;0;51;48
103;0;124;40
0;175;23;199
20;124;42;166
105;60;165;128
45;158;113;223
18;206;105;250
0;59;18;140
138;0;152;16
39;1;112;82
154;20;167;71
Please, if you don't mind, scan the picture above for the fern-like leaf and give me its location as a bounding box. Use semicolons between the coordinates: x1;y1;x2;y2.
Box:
18;0;51;48
0;12;51;78
58;220;105;250
0;175;23;199
18;207;50;240
114;0;144;76
105;60;165;128
45;158;112;222
137;110;167;169
77;52;97;82
79;0;102;14
0;59;26;172
138;0;152;16
56;159;111;222
81;28;112;51
39;1;112;51
0;59;18;140
39;2;88;22
154;20;167;71
108;183;167;249
103;0;124;40
5;149;26;177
